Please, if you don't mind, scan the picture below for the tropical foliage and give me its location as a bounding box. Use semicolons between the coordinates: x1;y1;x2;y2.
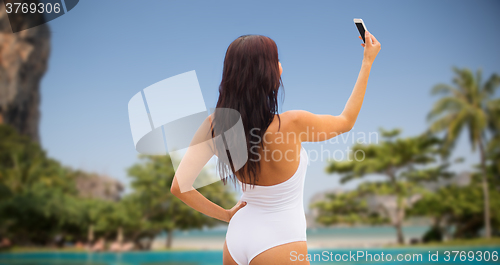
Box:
314;129;451;244
314;67;500;244
0;124;236;249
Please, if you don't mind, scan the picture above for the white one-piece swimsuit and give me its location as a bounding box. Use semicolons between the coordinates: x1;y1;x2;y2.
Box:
225;146;309;265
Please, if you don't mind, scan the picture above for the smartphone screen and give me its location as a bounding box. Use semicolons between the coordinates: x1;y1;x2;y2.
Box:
355;23;366;43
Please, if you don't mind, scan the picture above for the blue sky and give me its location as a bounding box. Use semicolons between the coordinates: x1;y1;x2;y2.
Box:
39;0;500;213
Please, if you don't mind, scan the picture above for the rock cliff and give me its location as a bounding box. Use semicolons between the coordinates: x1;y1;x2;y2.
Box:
0;1;50;144
73;170;124;202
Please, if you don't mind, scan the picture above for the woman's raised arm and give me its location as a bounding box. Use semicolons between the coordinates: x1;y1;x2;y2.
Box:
290;30;381;142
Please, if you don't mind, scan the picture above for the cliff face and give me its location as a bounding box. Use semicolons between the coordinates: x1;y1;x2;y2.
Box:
74;171;124;202
0;2;50;144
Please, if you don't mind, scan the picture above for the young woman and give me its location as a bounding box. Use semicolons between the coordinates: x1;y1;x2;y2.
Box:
171;31;381;265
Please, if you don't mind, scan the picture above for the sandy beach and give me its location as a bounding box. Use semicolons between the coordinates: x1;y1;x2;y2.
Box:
152;226;430;250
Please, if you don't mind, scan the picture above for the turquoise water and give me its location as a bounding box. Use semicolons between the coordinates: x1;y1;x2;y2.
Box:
1;247;499;265
166;225;431;241
1;227;497;264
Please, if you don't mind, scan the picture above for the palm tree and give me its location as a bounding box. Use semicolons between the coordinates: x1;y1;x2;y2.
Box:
427;67;500;238
485;92;500;183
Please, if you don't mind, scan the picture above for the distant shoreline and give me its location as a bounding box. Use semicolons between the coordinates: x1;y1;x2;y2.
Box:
2;238;500;254
153;225;432;250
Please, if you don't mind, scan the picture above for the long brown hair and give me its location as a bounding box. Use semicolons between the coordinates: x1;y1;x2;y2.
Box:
212;34;283;191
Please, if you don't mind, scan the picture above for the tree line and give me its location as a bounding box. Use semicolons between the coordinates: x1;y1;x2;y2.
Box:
312;67;500;244
0;124;236;249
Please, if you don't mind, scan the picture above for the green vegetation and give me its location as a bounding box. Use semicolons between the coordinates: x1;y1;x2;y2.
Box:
0;125;236;249
415;237;500;247
410;180;500;241
427;67;500;238
313;67;500;245
314;129;452;244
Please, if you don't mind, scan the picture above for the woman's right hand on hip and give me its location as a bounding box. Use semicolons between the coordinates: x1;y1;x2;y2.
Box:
225;200;247;223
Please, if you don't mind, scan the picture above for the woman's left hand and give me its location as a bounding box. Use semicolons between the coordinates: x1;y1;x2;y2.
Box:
225;200;247;223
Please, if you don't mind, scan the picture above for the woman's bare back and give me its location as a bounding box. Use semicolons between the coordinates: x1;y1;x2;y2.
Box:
235;112;302;187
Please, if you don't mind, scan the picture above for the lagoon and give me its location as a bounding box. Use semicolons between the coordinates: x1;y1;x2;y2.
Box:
1;247;500;265
2;226;498;265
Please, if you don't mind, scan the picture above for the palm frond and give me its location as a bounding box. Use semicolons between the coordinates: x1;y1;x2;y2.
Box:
429;114;456;134
445;109;467;147
431;83;466;100
467;114;482;152
427;96;466;122
486;98;500;133
452;67;474;96
476;68;483;95
483;73;500;96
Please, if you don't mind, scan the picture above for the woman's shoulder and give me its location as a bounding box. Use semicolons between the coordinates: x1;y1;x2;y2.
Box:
281;110;317;121
263;111;308;140
278;110;314;130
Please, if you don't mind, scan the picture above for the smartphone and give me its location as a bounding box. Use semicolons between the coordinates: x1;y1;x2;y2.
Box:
353;18;368;43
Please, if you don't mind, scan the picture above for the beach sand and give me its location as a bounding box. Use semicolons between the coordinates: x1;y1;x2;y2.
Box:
152;226;429;250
